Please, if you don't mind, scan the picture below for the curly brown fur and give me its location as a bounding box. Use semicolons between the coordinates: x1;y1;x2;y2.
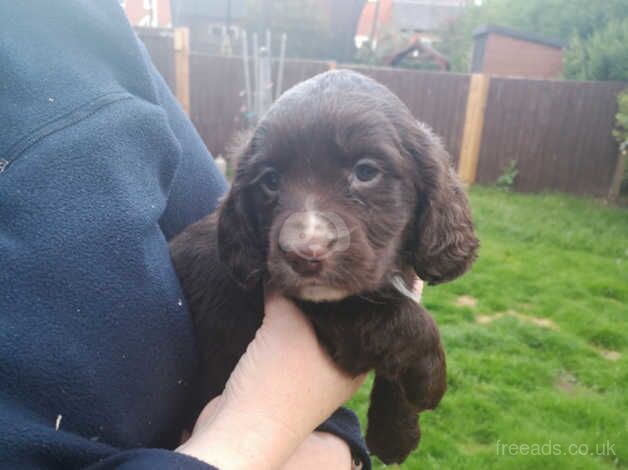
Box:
170;70;478;464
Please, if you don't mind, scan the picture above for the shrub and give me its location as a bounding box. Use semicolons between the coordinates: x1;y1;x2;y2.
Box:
613;89;628;195
613;90;628;154
496;160;518;190
564;18;628;82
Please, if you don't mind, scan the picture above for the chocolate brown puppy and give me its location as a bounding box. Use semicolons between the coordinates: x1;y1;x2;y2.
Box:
170;70;478;464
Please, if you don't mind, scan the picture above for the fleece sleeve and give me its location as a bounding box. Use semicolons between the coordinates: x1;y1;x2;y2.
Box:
318;408;372;469
85;450;214;470
0;84;221;468
138;40;228;240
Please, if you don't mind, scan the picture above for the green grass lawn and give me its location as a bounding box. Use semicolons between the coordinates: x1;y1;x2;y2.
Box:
347;186;628;469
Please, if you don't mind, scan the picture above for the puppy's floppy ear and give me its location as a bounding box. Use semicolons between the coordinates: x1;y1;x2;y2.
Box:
407;124;479;285
217;134;264;288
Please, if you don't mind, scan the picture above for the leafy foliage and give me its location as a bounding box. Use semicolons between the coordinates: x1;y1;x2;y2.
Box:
244;0;332;59
613;89;628;195
244;0;365;61
353;23;405;66
565;18;628;82
612;89;628;153
438;0;628;79
496;160;518;190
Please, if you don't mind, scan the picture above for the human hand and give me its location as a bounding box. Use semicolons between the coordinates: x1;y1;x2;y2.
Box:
178;293;366;469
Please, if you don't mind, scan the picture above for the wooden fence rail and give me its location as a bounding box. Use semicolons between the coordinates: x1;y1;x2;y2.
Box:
136;27;625;197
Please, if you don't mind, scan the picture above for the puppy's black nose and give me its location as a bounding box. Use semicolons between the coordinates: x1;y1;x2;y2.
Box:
283;232;336;275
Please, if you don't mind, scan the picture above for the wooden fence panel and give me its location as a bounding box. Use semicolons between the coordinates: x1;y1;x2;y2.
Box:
279;59;330;93
188;55;468;161
135;27;176;93
477;78;625;195
342;65;470;165
189;55;329;156
189;54;246;157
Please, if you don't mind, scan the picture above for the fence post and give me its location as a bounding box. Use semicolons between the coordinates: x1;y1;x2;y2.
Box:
608;150;626;200
458;73;490;185
174;27;190;115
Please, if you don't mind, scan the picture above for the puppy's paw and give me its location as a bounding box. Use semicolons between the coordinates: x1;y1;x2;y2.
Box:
366;376;421;464
365;414;420;464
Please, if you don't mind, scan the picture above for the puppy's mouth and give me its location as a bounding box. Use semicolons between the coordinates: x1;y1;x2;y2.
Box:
296;284;349;303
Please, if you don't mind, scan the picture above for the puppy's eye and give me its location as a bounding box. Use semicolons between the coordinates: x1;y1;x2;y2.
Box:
260;169;280;193
353;161;381;183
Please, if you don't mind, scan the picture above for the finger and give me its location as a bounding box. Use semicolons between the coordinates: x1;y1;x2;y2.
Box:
263;293;312;331
413;277;424;299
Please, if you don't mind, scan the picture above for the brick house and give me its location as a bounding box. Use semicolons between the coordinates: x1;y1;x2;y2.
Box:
471;25;567;79
121;0;172;27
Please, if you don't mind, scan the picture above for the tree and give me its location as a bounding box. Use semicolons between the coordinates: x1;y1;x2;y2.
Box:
611;89;628;196
244;0;365;61
328;0;366;62
565;18;628;82
245;0;331;59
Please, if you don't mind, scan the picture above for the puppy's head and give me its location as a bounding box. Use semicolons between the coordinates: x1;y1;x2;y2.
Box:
218;70;478;301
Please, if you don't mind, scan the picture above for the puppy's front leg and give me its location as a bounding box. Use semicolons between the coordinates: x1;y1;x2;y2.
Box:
366;303;446;463
400;304;447;411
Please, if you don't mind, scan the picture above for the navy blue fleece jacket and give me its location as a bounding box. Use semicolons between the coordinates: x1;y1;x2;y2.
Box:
0;1;369;468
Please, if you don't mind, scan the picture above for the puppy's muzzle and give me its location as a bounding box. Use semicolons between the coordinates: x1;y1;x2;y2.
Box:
278;210;350;276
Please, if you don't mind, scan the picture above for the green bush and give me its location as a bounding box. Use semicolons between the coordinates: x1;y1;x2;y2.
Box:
613;89;628;195
614;90;628;153
496;160;518;190
564;18;628;81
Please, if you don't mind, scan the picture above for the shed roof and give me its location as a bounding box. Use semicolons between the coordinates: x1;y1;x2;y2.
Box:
473;24;567;49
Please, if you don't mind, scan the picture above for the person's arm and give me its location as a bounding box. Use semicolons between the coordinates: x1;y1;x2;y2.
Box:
282;431;354;469
0;2;370;467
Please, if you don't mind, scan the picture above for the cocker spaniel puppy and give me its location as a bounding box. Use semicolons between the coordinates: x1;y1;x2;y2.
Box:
170;70;478;464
